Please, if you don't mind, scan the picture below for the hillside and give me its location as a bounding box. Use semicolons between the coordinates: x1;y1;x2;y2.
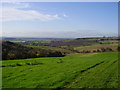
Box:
2;52;118;88
2;41;65;60
2;36;118;60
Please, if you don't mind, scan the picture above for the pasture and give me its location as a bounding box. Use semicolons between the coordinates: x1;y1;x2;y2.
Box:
2;52;118;88
74;44;118;52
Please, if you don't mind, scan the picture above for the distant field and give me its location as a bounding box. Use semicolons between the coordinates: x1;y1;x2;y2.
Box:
74;44;118;52
27;45;73;54
2;52;118;88
11;41;26;42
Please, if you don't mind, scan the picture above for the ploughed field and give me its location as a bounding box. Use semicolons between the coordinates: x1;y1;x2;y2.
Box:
2;52;118;88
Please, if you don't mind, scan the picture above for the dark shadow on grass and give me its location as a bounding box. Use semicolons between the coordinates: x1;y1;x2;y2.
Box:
1;62;44;67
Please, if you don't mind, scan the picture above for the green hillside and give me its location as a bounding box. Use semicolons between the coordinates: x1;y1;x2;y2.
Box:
2;52;118;88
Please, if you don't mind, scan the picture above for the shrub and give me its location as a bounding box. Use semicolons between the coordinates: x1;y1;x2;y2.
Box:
101;48;106;52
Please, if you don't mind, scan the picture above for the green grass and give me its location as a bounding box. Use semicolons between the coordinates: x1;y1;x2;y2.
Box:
2;52;118;88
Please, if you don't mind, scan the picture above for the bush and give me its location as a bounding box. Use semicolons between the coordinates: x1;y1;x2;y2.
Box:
118;46;120;52
97;49;101;52
93;50;96;53
101;48;106;52
106;48;113;52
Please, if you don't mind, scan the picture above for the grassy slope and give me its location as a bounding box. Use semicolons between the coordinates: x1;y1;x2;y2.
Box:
2;52;118;88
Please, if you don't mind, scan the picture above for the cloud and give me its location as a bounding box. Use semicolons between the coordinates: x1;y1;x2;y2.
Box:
1;2;30;8
63;13;68;17
1;2;61;22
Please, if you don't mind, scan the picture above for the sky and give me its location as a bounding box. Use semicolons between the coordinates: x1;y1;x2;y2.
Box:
1;2;118;38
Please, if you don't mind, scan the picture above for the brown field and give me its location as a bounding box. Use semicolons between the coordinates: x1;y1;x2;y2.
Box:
74;44;118;52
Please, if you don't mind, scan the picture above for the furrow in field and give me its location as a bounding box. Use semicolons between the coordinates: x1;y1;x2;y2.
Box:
65;57;118;88
63;61;105;87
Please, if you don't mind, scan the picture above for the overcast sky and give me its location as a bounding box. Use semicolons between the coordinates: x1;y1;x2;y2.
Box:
1;2;118;38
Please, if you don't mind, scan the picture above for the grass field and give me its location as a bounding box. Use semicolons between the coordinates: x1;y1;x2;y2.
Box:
2;52;118;88
74;44;118;52
11;41;26;42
